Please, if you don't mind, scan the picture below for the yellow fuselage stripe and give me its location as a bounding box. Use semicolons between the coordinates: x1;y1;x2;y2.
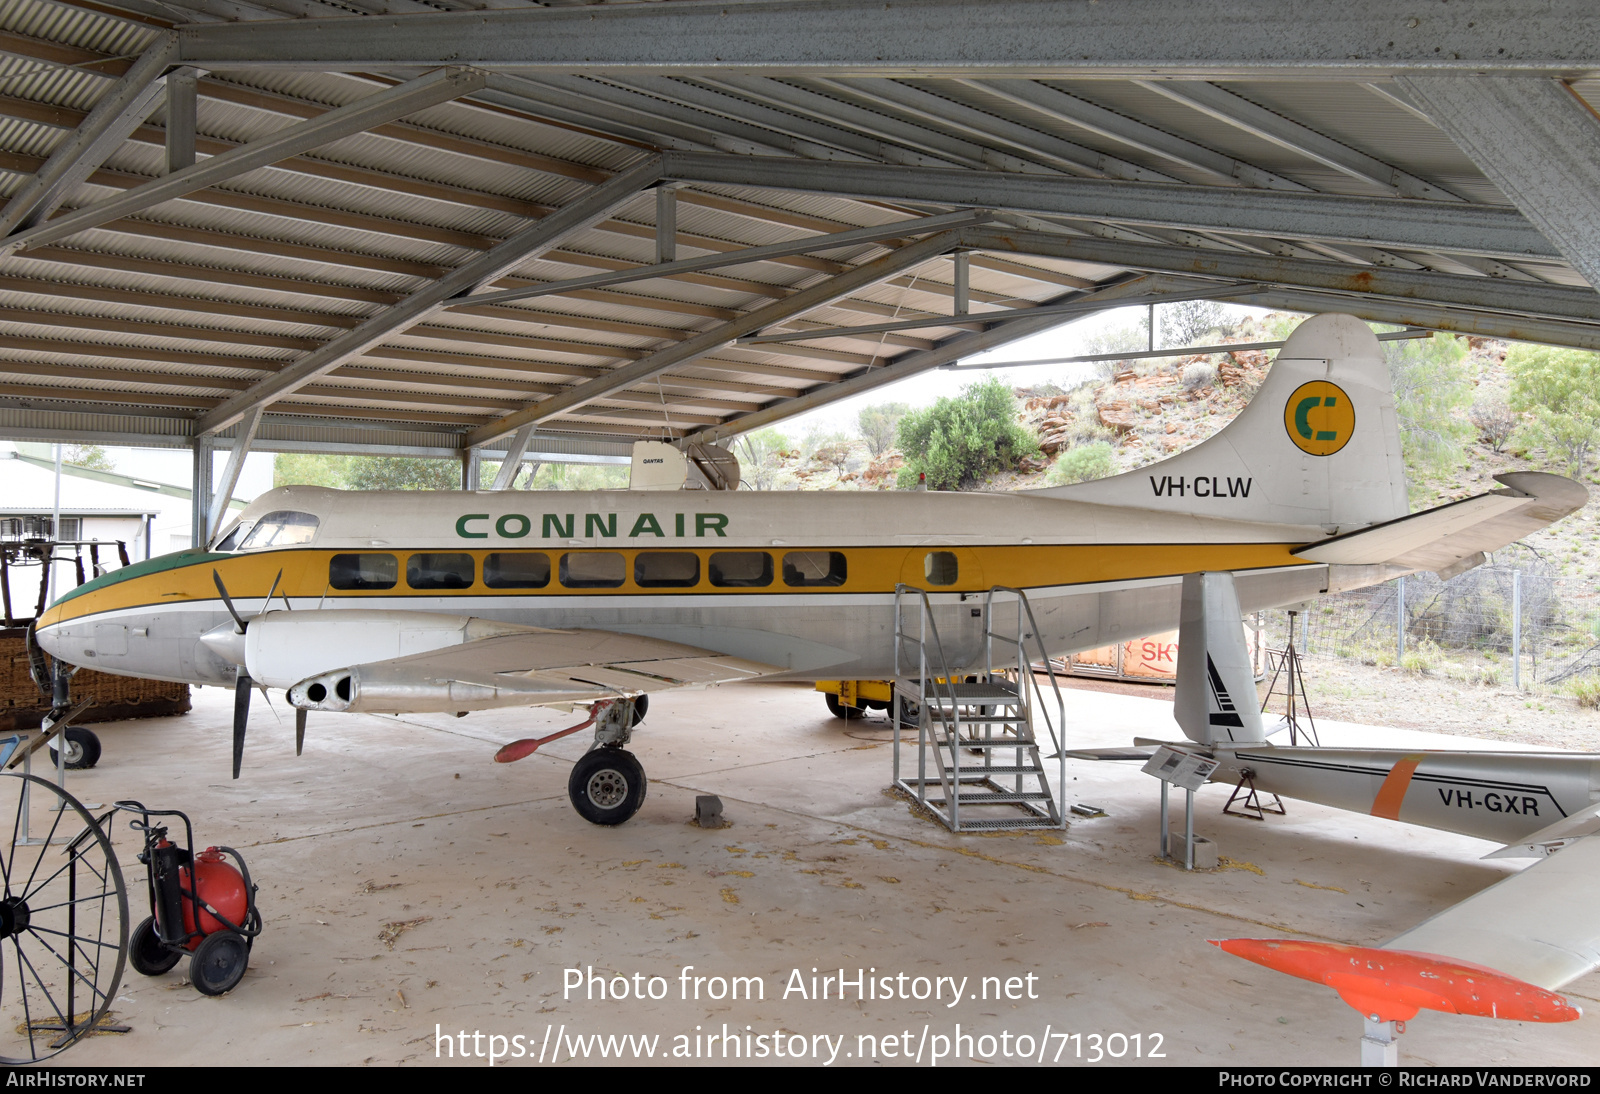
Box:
41;542;1313;627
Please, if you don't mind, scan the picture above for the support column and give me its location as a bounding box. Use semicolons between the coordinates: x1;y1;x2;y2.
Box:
205;405;262;546
190;435;215;549
952;251;969;315
489;423;536;491
461;448;479;491
165;68;199;175
655;184;678;264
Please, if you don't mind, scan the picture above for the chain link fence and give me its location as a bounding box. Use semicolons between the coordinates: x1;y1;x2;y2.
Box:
1263;565;1600;693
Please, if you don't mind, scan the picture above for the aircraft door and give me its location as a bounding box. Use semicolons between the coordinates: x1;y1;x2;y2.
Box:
899;548;985;668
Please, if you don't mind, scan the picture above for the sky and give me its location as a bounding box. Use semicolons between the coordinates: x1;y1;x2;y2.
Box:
60;302;1283;502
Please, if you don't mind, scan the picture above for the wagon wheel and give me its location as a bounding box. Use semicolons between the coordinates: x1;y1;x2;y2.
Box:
0;773;127;1063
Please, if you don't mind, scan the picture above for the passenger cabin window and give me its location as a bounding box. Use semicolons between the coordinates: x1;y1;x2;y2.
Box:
329;553;398;590
635;552;699;588
238;511;319;549
924;551;959;586
709;551;772;588
484;552;550;589
407;552;474;590
560;552;625;589
783;551;847;587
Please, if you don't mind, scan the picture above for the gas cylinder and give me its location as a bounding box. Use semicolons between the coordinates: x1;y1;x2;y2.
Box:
177;847;249;948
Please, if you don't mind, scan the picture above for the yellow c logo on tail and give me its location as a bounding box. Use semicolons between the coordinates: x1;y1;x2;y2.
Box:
1283;381;1354;456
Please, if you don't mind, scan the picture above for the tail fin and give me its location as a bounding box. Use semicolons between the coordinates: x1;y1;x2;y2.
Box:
1174;572;1265;747
1031;313;1408;532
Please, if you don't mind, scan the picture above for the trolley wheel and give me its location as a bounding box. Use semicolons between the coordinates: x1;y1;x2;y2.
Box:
129;915;181;976
49;727;101;771
824;693;864;720
0;773;127;1063
567;748;647;826
190;930;248;996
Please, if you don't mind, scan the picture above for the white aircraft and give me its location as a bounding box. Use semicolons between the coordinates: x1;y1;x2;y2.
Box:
1101;569;1600;1065
33;314;1585;826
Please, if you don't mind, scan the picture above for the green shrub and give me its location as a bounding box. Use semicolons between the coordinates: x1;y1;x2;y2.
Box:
1569;675;1600;710
895;378;1039;490
1045;442;1118;486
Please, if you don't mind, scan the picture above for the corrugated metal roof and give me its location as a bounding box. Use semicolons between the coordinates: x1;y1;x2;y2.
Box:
0;0;1591;457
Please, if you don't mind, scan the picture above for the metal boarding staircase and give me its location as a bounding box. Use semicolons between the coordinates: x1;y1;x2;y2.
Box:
892;584;1067;832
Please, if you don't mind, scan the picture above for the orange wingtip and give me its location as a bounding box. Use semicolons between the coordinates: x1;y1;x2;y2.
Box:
1211;938;1582;1024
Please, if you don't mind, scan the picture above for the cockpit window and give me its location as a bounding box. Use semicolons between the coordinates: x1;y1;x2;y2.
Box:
237;511;320;550
213;520;254;552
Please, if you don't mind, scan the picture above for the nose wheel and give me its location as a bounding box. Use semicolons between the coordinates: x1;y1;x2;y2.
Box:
0;773;128;1063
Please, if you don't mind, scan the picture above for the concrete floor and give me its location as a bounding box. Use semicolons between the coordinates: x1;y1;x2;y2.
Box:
21;679;1600;1068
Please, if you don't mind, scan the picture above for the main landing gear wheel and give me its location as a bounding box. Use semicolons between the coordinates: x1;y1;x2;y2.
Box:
568;748;647;826
0;773;127;1063
190;930;248;996
824;693;865;720
49;727;101;771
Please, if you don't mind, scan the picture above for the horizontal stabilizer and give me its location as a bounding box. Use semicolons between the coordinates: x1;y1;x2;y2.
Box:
1213;938;1580;1023
1383;834;1600;991
1063;746;1157;762
1294;472;1587;575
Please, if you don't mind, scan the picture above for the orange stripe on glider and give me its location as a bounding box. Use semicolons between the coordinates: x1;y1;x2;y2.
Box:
1370;753;1428;820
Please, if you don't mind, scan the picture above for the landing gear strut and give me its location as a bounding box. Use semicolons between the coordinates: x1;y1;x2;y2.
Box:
567;698;647;826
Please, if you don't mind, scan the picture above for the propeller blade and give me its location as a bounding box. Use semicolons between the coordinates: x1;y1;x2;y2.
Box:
213;570;247;635
264;569;284;613
232;671;251;779
295;709;306;757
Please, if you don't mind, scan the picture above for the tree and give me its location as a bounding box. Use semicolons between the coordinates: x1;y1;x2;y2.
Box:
347;457;461;491
857;402;910;457
894;378;1039;490
1160;299;1225;346
274;452;351;488
1507;344;1600;476
63;444;114;472
1381;329;1475;480
731;428;791;490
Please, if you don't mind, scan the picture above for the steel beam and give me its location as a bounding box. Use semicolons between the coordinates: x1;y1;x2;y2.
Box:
489;423;536;490
445;209;991;308
1395;76;1600;292
465;230;960;448
965;79;1308;191
1134;80;1463;201
176;1;1600;77
0;34;179;238
960;227;1600;324
4;67;489;256
189;433;214;550
688;276;1166;444
195;155;663;436
165;67;199;175
205;404;261;545
1232;287;1600;351
660;152;1557;260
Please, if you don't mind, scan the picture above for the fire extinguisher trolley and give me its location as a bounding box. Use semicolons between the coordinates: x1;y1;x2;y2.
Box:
114;800;261;996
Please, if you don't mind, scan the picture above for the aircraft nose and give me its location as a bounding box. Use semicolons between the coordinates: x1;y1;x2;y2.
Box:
200;621;247;668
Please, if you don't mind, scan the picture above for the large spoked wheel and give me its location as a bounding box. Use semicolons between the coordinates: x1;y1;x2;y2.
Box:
0;773;127;1063
48;728;100;772
190;931;248;997
568;748;647;826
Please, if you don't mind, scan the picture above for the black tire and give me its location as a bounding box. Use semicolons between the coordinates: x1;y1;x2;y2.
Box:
824;693;864;720
129;916;181;976
568;748;647;826
630;694;649;727
190;930;248;996
49;727;101;770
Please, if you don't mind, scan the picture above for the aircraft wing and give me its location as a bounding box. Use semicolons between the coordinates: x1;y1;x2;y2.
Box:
288;627;776;715
1381;833;1600;991
1294;472;1587;577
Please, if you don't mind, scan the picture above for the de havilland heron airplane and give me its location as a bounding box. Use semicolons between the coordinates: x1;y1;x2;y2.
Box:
30;313;1586;831
28;310;1599;1064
